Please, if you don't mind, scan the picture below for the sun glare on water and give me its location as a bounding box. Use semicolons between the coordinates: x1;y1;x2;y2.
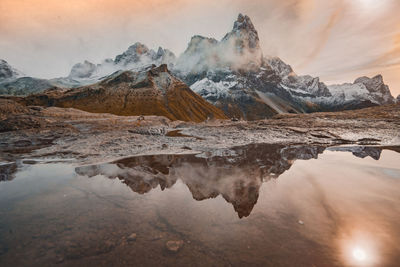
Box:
344;242;376;266
338;228;381;266
352;247;367;262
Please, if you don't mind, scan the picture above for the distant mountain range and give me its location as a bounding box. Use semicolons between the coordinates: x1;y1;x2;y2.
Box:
0;14;397;120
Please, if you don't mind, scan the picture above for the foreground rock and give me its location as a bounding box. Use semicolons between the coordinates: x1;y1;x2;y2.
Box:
165;241;184;253
127;233;137;242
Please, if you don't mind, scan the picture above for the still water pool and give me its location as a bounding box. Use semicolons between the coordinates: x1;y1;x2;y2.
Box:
0;144;399;266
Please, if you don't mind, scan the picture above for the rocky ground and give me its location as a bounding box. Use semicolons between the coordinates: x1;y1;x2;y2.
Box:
0;99;399;164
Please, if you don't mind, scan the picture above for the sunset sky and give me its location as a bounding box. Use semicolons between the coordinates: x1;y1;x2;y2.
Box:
1;0;400;96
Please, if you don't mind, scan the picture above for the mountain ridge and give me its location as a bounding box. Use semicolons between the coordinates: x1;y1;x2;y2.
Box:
13;64;227;122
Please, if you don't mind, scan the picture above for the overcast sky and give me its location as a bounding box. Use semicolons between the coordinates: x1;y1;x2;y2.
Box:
1;0;399;96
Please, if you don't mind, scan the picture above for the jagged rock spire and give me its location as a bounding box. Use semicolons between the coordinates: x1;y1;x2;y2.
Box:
221;13;262;61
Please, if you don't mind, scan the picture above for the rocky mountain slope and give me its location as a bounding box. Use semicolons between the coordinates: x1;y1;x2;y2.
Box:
0;77;55;96
15;65;227;122
174;14;395;119
269;56;395;110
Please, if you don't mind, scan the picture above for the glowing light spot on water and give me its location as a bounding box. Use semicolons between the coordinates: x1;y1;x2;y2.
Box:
352;247;367;262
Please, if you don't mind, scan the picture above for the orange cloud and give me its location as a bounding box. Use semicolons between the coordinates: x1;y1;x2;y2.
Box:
0;0;182;36
297;5;343;69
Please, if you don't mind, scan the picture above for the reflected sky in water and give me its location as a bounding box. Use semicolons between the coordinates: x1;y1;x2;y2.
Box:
0;145;399;266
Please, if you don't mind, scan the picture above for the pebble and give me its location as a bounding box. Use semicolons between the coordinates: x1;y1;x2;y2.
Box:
127;233;137;242
298;220;304;225
165;240;184;253
55;256;65;263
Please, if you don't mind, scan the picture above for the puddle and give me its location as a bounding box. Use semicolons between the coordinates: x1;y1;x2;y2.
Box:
0;144;399;266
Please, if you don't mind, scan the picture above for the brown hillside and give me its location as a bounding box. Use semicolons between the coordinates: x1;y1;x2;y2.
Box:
19;65;227;122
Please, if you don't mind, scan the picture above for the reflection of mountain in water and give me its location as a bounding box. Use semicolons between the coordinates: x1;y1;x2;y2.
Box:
328;146;383;160
75;145;398;218
0;162;17;182
76;144;326;218
327;146;400;160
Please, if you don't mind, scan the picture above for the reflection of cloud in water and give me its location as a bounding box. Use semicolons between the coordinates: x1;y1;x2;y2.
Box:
276;148;400;267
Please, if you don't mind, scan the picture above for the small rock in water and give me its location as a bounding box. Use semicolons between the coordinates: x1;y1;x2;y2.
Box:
127;233;137;242
165;240;184;253
55;255;64;263
161;144;168;149
298;220;304;225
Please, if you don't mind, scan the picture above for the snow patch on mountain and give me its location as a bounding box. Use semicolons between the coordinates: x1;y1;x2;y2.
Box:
64;43;177;86
114;43;175;68
191;77;237;100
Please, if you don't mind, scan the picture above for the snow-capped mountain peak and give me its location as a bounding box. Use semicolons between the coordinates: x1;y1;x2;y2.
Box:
175;14;263;73
176;14;395;119
0;59;24;81
221;13;262;62
354;75;391;96
326;75;394;105
114;42;176;68
61;43;177;85
114;42;151;66
232;13;258;36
